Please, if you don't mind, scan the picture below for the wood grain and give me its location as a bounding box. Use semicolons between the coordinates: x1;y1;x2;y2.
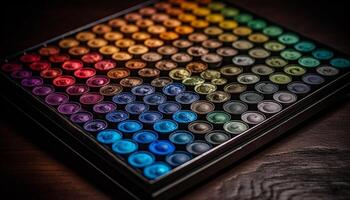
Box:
1;0;350;200
182;148;350;200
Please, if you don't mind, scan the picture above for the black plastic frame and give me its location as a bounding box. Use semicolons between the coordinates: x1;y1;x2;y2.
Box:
1;0;349;199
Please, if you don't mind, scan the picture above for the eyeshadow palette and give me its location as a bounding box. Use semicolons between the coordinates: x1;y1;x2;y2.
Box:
1;0;349;199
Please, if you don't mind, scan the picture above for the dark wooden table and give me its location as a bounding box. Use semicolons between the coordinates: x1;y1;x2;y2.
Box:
1;0;350;199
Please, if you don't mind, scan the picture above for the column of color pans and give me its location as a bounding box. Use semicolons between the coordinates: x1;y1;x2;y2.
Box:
1;0;349;181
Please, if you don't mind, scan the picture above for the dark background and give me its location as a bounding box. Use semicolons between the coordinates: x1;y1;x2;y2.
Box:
0;0;350;199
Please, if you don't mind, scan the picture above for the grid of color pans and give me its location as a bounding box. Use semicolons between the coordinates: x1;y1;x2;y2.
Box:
1;0;350;181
